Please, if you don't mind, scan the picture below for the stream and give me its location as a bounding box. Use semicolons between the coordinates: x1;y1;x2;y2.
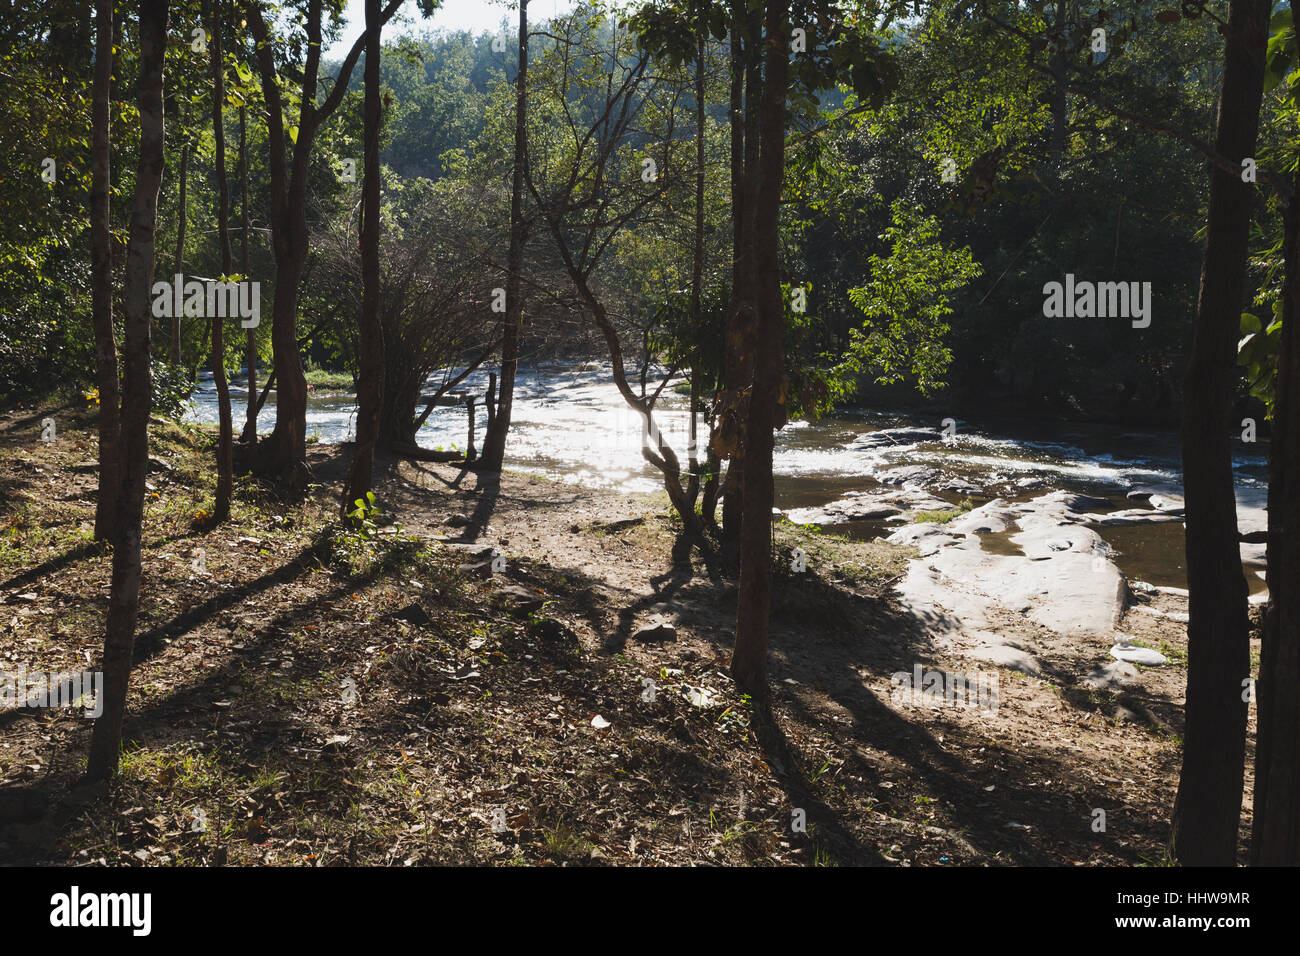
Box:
188;363;1270;594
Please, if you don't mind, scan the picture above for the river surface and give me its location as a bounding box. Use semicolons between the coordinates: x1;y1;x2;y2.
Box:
188;363;1270;592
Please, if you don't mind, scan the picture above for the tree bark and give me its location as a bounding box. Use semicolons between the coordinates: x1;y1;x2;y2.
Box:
686;32;706;511
86;0;169;783
169;137;188;365
90;0;120;545
478;0;529;473
730;0;787;697
720;5;762;542
1252;171;1300;864
240;104;257;443
343;0;386;513
1171;0;1270;866
245;0;402;486
209;0;233;522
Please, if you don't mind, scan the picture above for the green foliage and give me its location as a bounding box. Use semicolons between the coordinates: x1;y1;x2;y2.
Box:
151;361;197;421
831;201;981;402
346;491;382;538
1239;311;1281;419
332;493;408;575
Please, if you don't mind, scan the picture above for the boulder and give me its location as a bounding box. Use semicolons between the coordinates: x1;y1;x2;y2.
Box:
849;427;941;450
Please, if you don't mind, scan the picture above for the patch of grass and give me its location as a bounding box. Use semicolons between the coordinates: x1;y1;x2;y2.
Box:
773;518;910;586
304;368;354;391
914;498;975;524
1157;639;1187;665
540;822;594;862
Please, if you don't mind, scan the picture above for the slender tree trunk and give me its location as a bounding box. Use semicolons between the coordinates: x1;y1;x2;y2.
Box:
209;0;233;522
686;33;706;510
1171;0;1269;866
1252;174;1300;864
170;137;188;365
90;0;120;545
86;0;170;783
259;165;311;485
478;0;529;473
240;104;257;443
721;6;762;542
245;2;324;484
703;23;744;533
731;0;787;696
343;0;386;513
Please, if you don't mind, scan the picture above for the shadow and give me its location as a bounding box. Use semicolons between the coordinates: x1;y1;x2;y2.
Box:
0;542;102;592
0;402;82;437
0;472;35;518
129;536;330;664
748;696;886;865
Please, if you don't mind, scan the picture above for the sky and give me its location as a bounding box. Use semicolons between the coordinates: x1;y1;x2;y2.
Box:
325;0;577;56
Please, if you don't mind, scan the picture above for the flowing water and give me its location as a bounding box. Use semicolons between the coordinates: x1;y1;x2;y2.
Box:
189;363;1270;591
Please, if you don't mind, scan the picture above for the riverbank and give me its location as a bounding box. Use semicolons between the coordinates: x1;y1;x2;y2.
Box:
0;403;1254;864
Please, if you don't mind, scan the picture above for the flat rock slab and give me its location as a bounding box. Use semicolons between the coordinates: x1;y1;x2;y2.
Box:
1241;541;1268;568
1080;508;1184;527
849;427;941;450
438;541;495;559
875;465;940;487
886;523;959;556
787;487;950;525
891;495;1126;640
1134;605;1189;623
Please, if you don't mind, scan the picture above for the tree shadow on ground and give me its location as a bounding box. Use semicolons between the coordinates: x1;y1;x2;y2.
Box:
0;541;417;860
504;532;1170;865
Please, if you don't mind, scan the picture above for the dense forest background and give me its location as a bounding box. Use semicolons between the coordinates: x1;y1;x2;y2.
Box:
2;1;1272;426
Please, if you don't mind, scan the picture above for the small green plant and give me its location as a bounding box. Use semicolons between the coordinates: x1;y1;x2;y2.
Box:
346;491;381;539
332;493;404;574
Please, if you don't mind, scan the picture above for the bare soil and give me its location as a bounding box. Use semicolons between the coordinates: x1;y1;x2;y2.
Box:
0;401;1257;865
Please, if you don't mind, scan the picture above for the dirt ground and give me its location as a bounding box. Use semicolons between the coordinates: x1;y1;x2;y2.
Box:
0;401;1258;865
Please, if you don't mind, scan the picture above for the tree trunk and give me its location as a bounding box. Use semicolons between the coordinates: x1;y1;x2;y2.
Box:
686;32;706;510
209;0;233;522
240;104;257;443
720;5;762;542
1251;174;1300;864
1171;0;1270;866
90;0;120;545
731;0;787;696
170;137;188;365
343;0;386;513
244;0;403;485
86;0;169;783
258;161;311;485
377;361;422;453
478;0;529;473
